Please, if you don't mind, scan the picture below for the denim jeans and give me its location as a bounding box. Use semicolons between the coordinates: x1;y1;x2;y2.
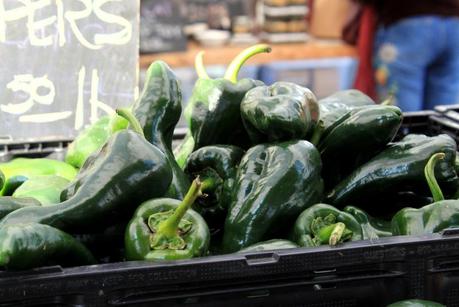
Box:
374;16;459;111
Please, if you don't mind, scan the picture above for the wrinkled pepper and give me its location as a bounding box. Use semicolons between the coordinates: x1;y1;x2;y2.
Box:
0;223;96;270
292;204;363;247
185;44;271;150
327;134;459;211
318;105;402;189
238;239;298;253
0;197;41;219
12;175;70;206
387;299;445;307
343;206;392;240
184;145;244;229
0;158;77;196
240;81;319;143
65;115;128;168
222;140;324;252
392;153;459;236
125;178;210;261
132;61;190;199
0;129;172;233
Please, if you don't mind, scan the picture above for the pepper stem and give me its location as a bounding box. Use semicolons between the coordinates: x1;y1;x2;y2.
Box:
156;178;203;238
424;152;445;202
115;108;145;137
310;120;325;146
195;51;210;79
201;177;219;192
329;222;346;246
223;44;272;83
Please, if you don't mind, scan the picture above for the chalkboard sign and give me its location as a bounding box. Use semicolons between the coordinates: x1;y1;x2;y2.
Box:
140;0;187;54
0;0;139;143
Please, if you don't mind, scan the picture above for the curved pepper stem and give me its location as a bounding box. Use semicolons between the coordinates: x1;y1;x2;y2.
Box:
195;51;210;79
310;120;325;147
329;222;346;246
115;108;145;137
224;44;272;83
424;152;445;202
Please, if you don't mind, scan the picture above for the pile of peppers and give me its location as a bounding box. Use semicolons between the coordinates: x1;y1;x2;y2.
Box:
0;44;459;272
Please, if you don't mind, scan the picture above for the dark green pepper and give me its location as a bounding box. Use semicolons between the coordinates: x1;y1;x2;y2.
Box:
132;61;190;199
184;145;244;229
174;131;195;169
387;299;445;307
327;134;459;211
222;140;324;253
343;206;392;240
125;178;210;261
185;45;270;150
0;170;4;191
291;204;363;247
0;158;77;196
0;223;96;270
238;239;298;253
240;82;319;143
12;175;70;205
65;115;128;168
0;197;41;220
0;130;172;233
318;105;402;189
392;153;459;236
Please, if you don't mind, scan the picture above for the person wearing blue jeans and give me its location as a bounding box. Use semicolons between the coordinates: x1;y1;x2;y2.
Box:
358;0;459;111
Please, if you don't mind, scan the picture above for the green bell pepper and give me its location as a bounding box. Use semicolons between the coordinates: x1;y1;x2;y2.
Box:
238;239;298;253
12;175;70;206
65;115;128;169
387;299;445;307
343;206;392;240
222;140;324;253
327;134;459;211
0;223;96;270
240;81;319;143
291;204;363;247
125;178;210;261
132;61;190;199
0;158;77;196
0;129;172;233
0;197;41;220
184;145;244;229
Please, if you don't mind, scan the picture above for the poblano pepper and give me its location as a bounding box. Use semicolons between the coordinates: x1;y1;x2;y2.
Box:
185;44;271;150
392;153;459;236
291;204;363;247
0;170;4;191
0;158;77;196
318;105;402;189
387;299;445;307
12;175;70;206
184;145;244;229
343;206;392;240
0;197;40;220
131;61;190;199
327;134;459;211
0;223;96;270
0;129;172;233
238;239;298;253
240;82;319;143
125;178;210;261
222;140;324;253
65;115;128;168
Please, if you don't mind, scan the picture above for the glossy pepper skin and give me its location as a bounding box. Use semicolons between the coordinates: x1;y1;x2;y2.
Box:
240;82;319;143
0;130;172;233
0;197;40;219
65;115;128;168
343;206;392;240
184;145;244;229
125;179;210;261
12;175;70;206
291;204;363;247
0;158;77;196
185;45;271;150
238;239;298;253
222;140;324;253
132;61;190;199
318;105;402;189
387;299;445;307
327;134;459;210
0;223;96;270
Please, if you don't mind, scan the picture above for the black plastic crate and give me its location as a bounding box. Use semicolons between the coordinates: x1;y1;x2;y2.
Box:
0;112;458;306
